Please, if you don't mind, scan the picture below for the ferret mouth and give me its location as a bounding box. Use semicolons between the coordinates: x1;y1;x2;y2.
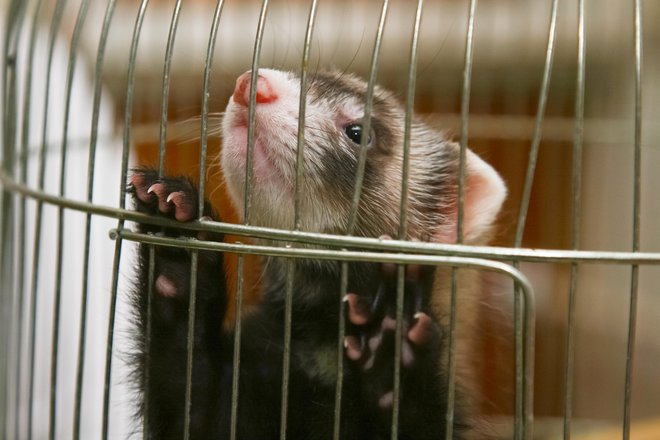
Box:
226;103;249;128
227;101;257;129
223;104;290;188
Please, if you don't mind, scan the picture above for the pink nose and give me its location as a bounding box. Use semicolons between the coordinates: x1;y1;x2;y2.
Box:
232;71;278;107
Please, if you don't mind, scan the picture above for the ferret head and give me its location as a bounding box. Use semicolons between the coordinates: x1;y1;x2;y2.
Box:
222;69;506;245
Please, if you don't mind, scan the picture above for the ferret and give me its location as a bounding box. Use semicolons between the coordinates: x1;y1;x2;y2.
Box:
129;68;506;439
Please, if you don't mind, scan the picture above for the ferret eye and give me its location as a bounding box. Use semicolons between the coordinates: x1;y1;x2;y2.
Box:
344;124;372;146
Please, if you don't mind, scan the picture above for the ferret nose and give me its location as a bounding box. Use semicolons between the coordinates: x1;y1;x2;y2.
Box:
232;70;278;107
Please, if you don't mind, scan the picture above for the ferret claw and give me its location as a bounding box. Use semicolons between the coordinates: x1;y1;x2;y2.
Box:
378;391;394;409
408;312;433;346
344;293;370;325
344;336;362;361
167;191;196;222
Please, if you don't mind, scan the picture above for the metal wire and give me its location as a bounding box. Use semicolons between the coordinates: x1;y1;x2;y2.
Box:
623;0;643;438
196;2;227;439
2;168;660;266
244;0;270;228
27;2;67;438
13;1;44;438
144;243;155;439
563;1;586;437
334;261;348;440
0;3;26;438
512;2;560;437
514;0;560;249
447;1;479;437
50;1;91;439
182;1;227;438
87;0;116;440
183;250;198;440
1;0;27;437
103;1;150;439
390;1;424;438
230;253;245;440
345;0;389;236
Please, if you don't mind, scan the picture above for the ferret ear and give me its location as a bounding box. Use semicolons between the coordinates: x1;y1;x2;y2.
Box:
434;149;507;244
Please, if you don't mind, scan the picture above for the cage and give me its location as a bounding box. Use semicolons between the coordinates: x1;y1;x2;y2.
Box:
1;0;659;439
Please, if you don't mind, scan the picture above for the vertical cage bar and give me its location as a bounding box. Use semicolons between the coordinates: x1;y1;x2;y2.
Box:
102;1;150;439
183;1;226;438
512;1;559;438
456;0;477;246
144;244;155;439
390;1;423;438
390;264;406;440
230;253;245;440
73;1;117;439
345;0;389;236
198;1;225;245
183;251;199;440
338;2;389;432
26;1;68;438
146;0;184;434
445;268;460;440
228;1;270;437
333;261;348;440
397;0;423;240
283;0;320;436
564;0;586;438
523;272;536;439
15;0;44;437
243;0;269;228
293;0;318;231
157;0;183;176
150;0;185;430
447;0;478;438
280;257;294;440
622;0;643;437
514;0;559;248
75;0;117;436
1;0;26;436
50;1;91;439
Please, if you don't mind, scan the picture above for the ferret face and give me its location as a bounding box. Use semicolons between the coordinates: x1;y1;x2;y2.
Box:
222;69;506;244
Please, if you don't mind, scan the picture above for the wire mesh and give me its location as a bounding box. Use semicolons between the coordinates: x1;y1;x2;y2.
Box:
1;0;659;439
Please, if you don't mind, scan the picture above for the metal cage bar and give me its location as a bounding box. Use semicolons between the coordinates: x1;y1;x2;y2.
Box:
50;1;91;439
623;0;644;438
73;2;118;439
563;1;586;438
1;0;24;437
103;1;150;439
447;1;479;438
27;1;67;438
11;1;44;438
391;1;424;438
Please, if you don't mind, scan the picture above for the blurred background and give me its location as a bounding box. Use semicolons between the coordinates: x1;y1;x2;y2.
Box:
2;0;659;438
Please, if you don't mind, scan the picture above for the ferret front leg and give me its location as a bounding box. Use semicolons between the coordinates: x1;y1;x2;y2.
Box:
129;168;227;439
345;264;462;439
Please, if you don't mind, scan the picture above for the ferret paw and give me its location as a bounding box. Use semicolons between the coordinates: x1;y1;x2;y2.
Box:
129;168;222;301
344;263;440;410
129;168;201;224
